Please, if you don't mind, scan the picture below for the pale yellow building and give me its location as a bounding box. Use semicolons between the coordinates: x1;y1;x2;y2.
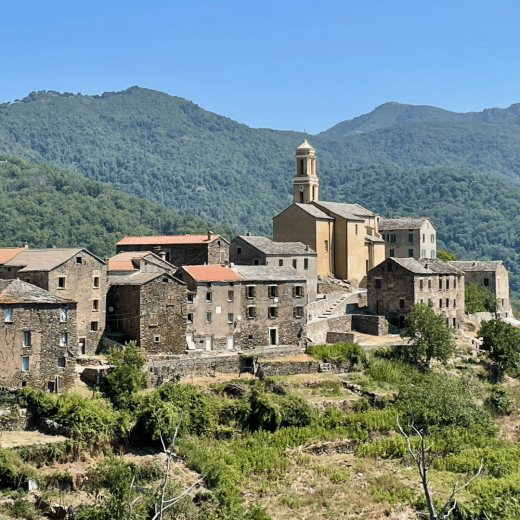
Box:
273;140;385;286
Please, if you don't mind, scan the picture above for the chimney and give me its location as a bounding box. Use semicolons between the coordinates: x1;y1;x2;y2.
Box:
207;230;213;241
246;232;251;236
23;242;29;249
305;244;309;251
159;251;166;261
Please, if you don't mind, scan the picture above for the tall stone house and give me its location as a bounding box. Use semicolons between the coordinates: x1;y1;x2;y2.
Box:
0;279;77;391
272;140;385;286
175;265;244;351
231;266;308;349
107;251;177;285
378;217;437;259
106;272;186;353
367;257;465;328
230;235;318;302
116;232;230;266
0;248;106;355
448;260;512;317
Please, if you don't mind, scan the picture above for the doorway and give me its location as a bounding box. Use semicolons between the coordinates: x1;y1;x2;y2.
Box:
79;338;86;355
269;328;277;346
205;336;212;351
227;335;234;350
186;333;195;350
377;300;384;314
47;381;55;393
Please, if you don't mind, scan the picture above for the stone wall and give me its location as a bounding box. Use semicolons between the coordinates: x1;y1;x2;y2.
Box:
351;315;389;336
106;285;141;343
259;359;354;376
326;332;356;344
208;239;229;265
307;315;352;344
0;411;28;431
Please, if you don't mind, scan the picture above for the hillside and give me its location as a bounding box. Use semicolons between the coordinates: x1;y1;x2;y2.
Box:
0;156;232;259
2;88;520;295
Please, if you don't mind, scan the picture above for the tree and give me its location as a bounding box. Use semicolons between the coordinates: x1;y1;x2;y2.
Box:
437;250;457;262
465;282;498;314
397;417;483;520
102;341;148;409
478;318;520;371
400;304;455;366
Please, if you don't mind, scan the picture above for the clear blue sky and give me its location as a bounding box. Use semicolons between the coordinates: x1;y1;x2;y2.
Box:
2;0;519;133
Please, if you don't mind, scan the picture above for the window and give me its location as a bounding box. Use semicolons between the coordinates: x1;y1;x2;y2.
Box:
166;293;175;305
502;298;506;306
23;331;31;347
390;234;396;242
428;280;432;289
304;258;308;270
484;278;489;287
419;279;424;290
228;290;234;302
187;313;193;323
446;280;450;290
4;308;13;323
90;321;99;332
60;307;67;322
439;299;443;309
268;286;279;298
454;299;457;308
22;356;29;372
205;312;211;323
268;306;278;319
422;233;425;243
58;277;66;289
279;259;283;266
294;306;303;318
93;276;100;289
399;298;405;309
292;259;297;269
431;234;435;243
420;299;424;304
58;357;66;367
408;233;414;243
149;314;158;326
387;262;393;272
293;285;304;298
421;249;426;258
454;279;457;289
227;313;234;324
162;278;169;283
76;257;83;265
60;332;68;347
439;279;443;290
453;318;457;327
247;286;256;298
408;249;414;257
375;278;382;289
154;336;160;343
247;306;256;319
206;292;212;302
324;240;328;253
92;299;100;311
187;293;194;303
389;249;395;258
217;240;221;246
446;298;450;308
237;247;241;255
355;224;358;235
254;259;259;265
431;250;435;258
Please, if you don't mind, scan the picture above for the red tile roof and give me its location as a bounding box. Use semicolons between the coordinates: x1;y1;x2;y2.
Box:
108;251;151;271
182;265;243;282
116;234;221;246
0;248;25;264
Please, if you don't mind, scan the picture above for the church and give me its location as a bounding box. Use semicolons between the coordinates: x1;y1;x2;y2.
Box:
273;140;385;286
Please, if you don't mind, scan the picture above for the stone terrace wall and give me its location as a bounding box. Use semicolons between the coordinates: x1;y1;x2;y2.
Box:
326;332;356;344
307;315;352;344
259;360;354;376
351;315;389;336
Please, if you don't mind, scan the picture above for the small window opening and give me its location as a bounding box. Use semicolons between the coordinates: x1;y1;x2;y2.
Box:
58;277;66;289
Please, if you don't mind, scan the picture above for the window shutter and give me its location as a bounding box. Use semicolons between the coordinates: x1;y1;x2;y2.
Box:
253;286;257;298
253;307;257;318
301;286;305;297
293;306;297;317
275;286;279;297
275;307;279;318
292;286;296;297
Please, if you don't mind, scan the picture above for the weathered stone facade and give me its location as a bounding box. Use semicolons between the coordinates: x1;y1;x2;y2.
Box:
351;315;389;335
107;273;186;353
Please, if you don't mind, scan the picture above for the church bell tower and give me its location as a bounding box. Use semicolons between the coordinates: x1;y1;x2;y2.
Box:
293;139;319;204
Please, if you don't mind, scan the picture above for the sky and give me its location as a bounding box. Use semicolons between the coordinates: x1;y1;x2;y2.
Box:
1;0;520;134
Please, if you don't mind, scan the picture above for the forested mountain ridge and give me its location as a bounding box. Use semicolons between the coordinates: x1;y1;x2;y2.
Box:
0;156;232;259
2;87;520;295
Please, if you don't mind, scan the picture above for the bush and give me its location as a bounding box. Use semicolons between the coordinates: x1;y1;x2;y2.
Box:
478;319;520;371
307;342;366;365
466;282;499;314
486;385;515;415
365;358;423;388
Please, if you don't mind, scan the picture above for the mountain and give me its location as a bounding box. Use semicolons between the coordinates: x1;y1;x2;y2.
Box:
1;87;520;296
0;156;232;259
320;101;520;136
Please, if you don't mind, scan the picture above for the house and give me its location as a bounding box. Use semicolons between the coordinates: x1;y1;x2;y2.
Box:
231;266;308;349
0;248;107;355
367;257;465;328
448;261;512;317
230;235;318;301
175;265;244;351
107;251;176;285
272;140;385;286
0;279;77;391
378;217;437;259
106;272;186;353
116;231;230;266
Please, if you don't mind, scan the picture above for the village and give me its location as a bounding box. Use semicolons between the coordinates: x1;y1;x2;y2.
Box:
0;139;512;393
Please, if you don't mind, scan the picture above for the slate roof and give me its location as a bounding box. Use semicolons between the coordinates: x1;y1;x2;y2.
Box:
236;236;316;256
3;249;105;272
313;201;376;220
111;272;180;286
390;258;462;275
0;279;73;304
448;261;504;272
378;217;432;231
231;266;306;282
116;234;226;246
365;234;385;243
182;265;243;282
0;248;25;264
292;203;333;220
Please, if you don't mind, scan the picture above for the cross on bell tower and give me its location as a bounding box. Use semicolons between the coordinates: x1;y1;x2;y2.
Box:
293;139;319;204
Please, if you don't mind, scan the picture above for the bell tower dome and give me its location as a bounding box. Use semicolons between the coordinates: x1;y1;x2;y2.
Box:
293;139;319;204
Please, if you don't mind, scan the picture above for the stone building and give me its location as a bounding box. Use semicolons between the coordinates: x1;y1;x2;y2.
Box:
448;260;512;316
367;257;465;328
107;251;176;285
272;140;385;286
175;265;244;351
378;217;437;259
116;232;230;266
0;248;106;355
231;266;308;349
106;272;186;353
0;279;77;391
230;235;318;302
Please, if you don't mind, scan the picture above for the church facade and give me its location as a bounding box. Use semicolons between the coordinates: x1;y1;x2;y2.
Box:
273;140;385;286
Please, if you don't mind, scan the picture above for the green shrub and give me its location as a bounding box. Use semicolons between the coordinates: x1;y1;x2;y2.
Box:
486;385;515;415
365;358;422;388
466;282;499;314
307;342;366;365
